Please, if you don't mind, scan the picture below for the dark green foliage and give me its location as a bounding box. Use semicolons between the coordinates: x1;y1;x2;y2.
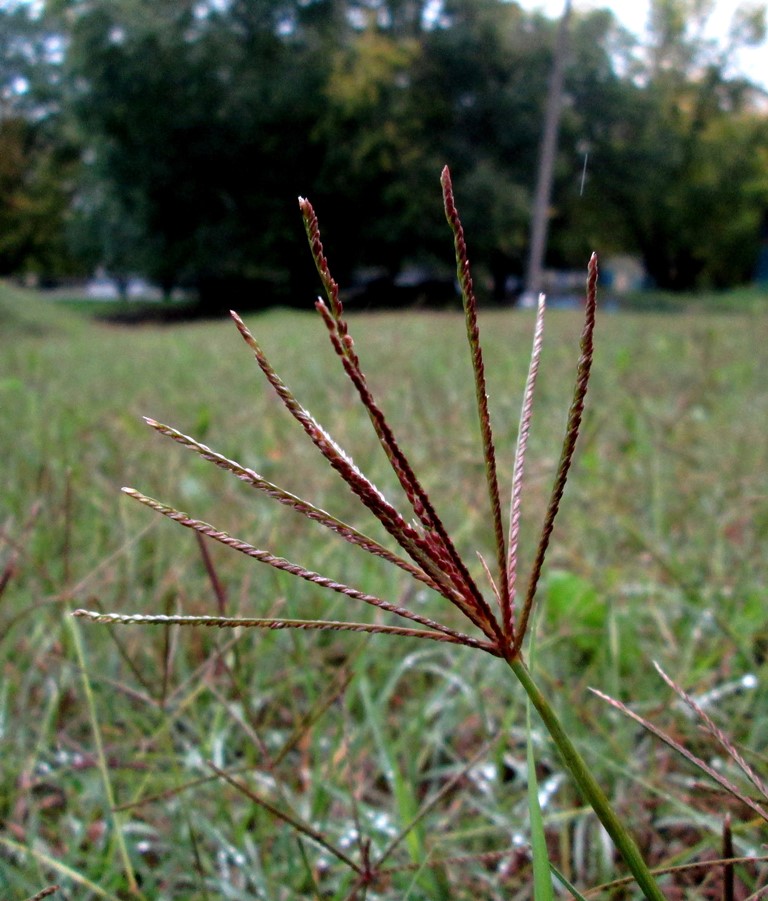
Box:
3;0;766;296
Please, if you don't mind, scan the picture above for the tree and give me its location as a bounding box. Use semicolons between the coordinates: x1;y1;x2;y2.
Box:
55;0;330;303
409;0;557;296
0;4;80;278
569;0;768;290
26;0;768;301
0;114;81;277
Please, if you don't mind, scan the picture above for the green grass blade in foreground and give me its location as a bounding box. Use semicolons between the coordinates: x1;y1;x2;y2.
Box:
527;690;555;900
550;866;591;901
525;624;555;901
0;836;124;901
66;615;144;899
358;672;451;899
509;656;667;901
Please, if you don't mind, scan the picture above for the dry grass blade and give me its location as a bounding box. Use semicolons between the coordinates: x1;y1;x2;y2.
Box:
208;763;363;875
581;855;768;897
591;686;768;823
653;662;768;802
22;888;59;901
194;532;227;615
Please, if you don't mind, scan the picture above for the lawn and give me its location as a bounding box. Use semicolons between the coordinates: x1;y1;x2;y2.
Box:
1;281;767;899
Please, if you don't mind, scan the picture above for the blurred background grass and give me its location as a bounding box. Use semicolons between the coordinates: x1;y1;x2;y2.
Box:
2;283;767;898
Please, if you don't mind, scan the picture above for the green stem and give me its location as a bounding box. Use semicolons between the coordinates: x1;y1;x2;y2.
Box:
507;657;667;901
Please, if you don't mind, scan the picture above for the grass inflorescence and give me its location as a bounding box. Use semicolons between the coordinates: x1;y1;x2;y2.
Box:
70;168;761;899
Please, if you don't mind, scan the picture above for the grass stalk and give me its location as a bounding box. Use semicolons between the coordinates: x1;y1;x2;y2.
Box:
0;836;123;901
526;694;555;901
508;656;667;901
66;615;142;898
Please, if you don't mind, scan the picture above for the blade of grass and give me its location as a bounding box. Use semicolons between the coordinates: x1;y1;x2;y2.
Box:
526;628;555;901
0;835;126;901
65;615;142;898
527;710;555;901
584;855;768;897
550;864;591;900
591;686;768;823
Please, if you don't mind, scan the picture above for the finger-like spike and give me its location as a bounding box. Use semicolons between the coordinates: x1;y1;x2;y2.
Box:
514;254;598;655
505;292;546;639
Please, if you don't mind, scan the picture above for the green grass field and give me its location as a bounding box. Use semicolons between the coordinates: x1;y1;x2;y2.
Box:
2;281;768;899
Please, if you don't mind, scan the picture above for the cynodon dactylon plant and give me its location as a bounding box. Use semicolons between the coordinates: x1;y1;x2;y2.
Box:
75;167;668;899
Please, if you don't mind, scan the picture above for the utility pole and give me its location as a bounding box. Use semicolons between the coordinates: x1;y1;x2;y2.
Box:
523;0;572;305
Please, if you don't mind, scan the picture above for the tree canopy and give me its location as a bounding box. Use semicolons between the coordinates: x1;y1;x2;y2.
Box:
1;0;767;301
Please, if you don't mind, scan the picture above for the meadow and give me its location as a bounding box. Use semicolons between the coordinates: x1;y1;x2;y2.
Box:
1;279;767;899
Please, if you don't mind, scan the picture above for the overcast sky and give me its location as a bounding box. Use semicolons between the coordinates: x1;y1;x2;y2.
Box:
516;0;768;89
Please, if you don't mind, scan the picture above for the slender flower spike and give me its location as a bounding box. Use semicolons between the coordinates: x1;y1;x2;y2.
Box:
76;171;599;660
73;172;670;898
441;167;510;624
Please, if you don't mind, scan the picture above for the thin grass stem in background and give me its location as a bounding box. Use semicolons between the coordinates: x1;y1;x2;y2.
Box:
66;615;142;898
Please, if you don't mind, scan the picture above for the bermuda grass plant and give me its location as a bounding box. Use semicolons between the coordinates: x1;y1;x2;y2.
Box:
62;168;766;899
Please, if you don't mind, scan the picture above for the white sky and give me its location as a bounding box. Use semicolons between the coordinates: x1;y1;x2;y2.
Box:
516;0;768;89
